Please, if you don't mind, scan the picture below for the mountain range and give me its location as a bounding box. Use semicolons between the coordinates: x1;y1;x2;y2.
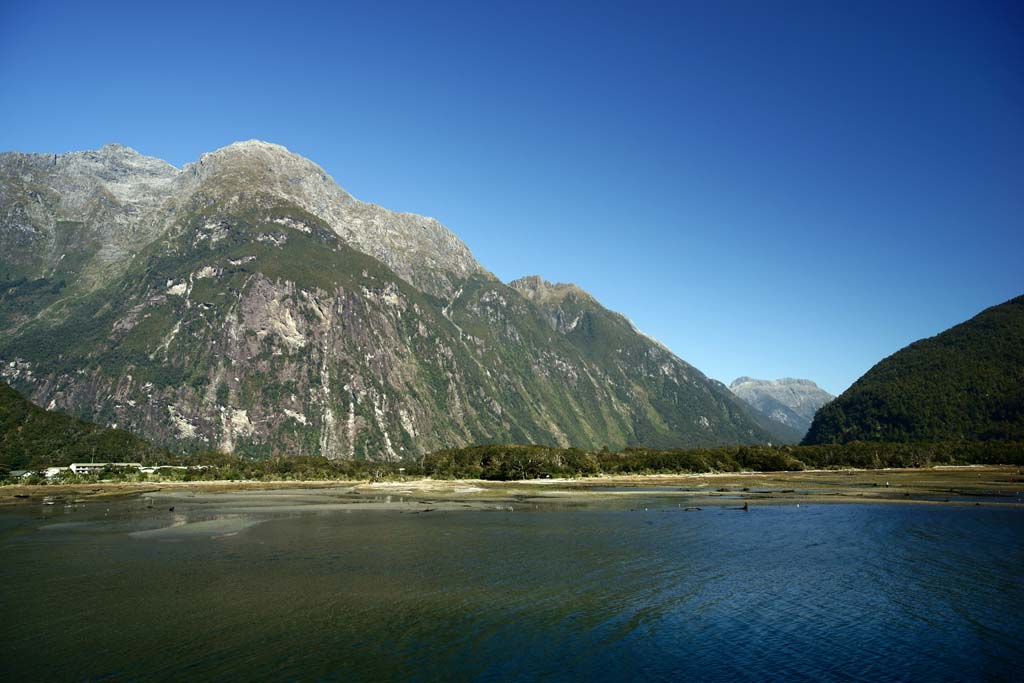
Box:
0;141;779;458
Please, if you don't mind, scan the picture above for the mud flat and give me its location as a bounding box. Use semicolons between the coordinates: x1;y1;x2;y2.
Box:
2;465;1022;508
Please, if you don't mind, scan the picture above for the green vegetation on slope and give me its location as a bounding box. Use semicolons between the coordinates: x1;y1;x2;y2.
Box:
804;295;1024;444
1;201;777;455
505;277;775;447
0;381;167;471
0;143;782;456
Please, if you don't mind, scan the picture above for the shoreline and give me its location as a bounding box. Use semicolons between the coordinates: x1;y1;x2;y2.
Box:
2;465;1021;508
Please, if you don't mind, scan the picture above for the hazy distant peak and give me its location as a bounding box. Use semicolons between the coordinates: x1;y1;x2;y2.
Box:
729;376;834;437
778;378;822;388
730;377;823;390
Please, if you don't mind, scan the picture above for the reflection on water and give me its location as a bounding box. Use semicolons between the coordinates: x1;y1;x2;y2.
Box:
0;492;1021;681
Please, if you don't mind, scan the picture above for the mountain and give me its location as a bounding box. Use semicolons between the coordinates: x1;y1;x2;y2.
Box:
804;295;1024;444
0;381;165;470
0;141;775;458
729;377;834;439
0;141;482;299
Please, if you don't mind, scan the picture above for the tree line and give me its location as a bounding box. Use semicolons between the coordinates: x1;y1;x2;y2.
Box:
5;441;1022;483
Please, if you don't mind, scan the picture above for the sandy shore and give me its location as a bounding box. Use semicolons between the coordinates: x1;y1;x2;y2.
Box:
2;465;1022;508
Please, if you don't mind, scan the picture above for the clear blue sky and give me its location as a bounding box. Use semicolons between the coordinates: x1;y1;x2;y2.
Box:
1;0;1021;395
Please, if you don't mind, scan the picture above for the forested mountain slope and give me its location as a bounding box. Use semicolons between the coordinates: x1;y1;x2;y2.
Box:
804;295;1024;444
0;381;165;470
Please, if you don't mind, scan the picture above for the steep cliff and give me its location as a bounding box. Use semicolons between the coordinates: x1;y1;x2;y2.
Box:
0;142;774;457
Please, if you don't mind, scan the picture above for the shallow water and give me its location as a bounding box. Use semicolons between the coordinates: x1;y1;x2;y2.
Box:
1;491;1021;681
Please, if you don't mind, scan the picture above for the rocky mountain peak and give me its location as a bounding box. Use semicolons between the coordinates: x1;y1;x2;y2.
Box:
96;142;142;155
71;144;180;195
509;274;547;292
509;275;595;306
0;143;182;290
216;139;291;155
777;378;822;388
184;139;350;200
177;140;484;296
729;376;835;436
190;139;327;172
0;140;487;298
729;377;822;390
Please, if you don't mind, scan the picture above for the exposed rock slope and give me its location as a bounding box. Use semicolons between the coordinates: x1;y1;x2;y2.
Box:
729;377;834;437
0;141;483;298
0;142;774;458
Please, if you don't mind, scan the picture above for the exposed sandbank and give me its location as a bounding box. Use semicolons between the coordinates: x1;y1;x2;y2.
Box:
2;466;1021;509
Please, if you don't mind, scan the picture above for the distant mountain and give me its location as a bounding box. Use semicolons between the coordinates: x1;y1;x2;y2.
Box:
804;295;1024;444
729;377;834;439
0;141;775;458
0;381;165;470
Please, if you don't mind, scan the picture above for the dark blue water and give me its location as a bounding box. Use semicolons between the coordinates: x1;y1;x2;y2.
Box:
1;494;1021;681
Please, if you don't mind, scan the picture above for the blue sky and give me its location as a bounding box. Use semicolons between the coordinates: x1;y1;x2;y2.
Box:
1;0;1021;395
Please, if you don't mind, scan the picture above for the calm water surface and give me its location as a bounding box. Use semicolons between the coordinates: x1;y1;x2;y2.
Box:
1;491;1021;682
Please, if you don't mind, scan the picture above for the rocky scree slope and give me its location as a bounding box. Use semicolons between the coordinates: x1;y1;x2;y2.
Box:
0;141;774;458
729;377;834;438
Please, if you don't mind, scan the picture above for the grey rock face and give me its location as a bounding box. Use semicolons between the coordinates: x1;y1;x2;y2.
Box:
181;141;486;297
0;144;181;291
509;276;598;333
0;140;777;458
0;140;484;298
729;377;834;435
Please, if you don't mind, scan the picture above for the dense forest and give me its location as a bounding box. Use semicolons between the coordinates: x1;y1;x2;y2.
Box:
411;442;1024;480
804;295;1024;445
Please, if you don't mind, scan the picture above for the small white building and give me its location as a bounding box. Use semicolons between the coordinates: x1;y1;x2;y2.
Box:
140;465;189;474
44;467;69;479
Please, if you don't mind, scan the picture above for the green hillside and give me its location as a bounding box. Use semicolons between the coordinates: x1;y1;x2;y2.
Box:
804;295;1024;444
0;381;166;470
